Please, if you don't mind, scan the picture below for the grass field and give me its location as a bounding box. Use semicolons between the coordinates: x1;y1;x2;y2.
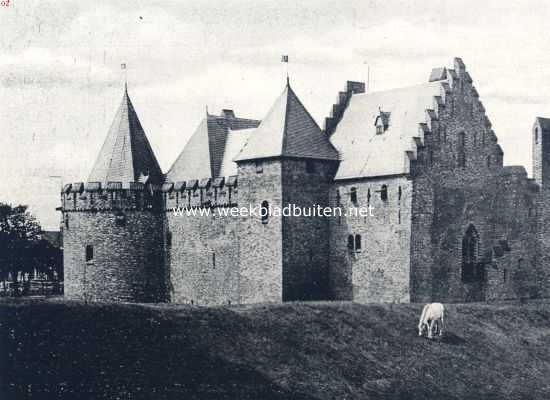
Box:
1;298;550;399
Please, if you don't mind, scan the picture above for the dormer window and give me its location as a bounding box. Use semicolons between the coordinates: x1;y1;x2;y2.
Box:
374;110;391;134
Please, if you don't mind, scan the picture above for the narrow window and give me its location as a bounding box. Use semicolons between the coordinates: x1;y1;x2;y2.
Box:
398;186;402;203
503;268;507;283
306;160;316;174
487;155;491;168
355;234;362;252
336;189;341;206
535;127;539;144
442;126;447;142
458;151;466;168
166;231;172;247
212;252;216;268
64;214;69;230
255;161;263;174
462;225;480;282
459;131;465;148
85;245;94;263
380;185;388;201
350;187;358;206
347;235;354;250
473;132;477;147
398;209;401;224
367;188;371;206
482;131;486;146
261;200;269;224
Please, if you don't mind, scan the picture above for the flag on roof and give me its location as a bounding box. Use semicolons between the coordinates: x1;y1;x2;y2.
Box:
281;55;288;63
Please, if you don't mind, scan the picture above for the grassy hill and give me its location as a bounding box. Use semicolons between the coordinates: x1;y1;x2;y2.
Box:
1;298;550;399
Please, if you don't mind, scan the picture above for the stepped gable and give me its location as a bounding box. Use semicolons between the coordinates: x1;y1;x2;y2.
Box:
234;82;340;162
87;85;163;185
166;110;260;182
329;82;443;179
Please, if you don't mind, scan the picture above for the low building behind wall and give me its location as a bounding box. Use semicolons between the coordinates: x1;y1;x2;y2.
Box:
61;57;550;305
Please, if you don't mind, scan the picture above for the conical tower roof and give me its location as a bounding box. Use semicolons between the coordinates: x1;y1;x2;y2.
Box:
235;82;339;162
87;86;162;184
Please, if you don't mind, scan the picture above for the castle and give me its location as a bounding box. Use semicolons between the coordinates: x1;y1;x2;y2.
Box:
61;58;550;305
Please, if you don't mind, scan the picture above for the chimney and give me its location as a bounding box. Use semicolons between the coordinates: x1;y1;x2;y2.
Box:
221;109;235;119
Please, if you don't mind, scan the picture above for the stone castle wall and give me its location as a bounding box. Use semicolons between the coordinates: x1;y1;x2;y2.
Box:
329;176;413;303
408;59;540;302
281;159;337;301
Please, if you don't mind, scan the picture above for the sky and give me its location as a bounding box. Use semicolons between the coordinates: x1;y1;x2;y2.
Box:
2;0;550;229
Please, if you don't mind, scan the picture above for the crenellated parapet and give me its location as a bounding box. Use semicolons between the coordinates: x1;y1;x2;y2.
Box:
61;181;163;212
162;175;239;211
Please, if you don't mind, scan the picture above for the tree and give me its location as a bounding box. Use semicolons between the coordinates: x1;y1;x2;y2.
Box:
0;203;42;287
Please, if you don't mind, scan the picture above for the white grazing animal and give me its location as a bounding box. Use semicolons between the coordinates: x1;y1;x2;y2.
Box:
418;303;444;339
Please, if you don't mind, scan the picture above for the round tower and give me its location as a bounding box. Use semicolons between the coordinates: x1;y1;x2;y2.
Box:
62;87;167;302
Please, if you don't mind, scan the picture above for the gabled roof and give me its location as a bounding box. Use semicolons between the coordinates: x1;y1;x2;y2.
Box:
234;83;339;162
330;82;443;179
166;112;260;182
87;86;162;184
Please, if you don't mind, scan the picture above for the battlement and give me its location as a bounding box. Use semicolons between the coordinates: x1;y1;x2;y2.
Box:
61;181;163;212
162;175;239;211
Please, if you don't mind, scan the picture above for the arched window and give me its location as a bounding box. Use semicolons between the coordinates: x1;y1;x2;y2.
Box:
85;245;94;263
380;185;388;201
261;201;269;224
350;187;358;206
355;234;362;252
462;225;480;282
347;235;354;250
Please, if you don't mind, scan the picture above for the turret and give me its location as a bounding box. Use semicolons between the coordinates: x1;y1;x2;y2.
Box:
62;85;166;302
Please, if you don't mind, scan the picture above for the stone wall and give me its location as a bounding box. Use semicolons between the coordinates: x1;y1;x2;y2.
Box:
409;58;539;302
329;176;413;303
237;160;284;304
63;209;165;302
281;159;337;301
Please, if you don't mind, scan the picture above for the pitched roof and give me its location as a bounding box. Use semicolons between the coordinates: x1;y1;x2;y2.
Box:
87;86;162;184
234;83;339;162
166;112;260;182
330;81;443;179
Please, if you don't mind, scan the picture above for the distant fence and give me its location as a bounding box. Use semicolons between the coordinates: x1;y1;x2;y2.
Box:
0;280;64;297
